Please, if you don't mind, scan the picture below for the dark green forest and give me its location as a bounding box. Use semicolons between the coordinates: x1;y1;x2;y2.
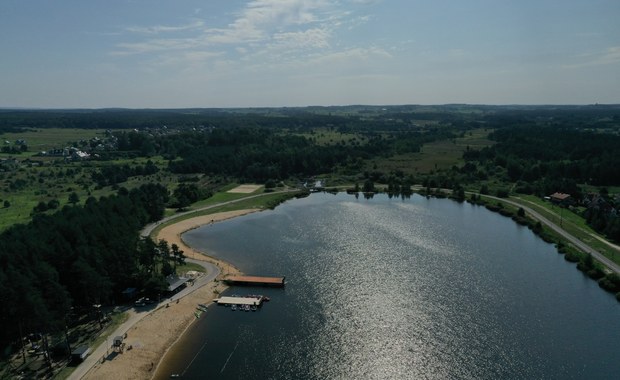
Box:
0;184;170;347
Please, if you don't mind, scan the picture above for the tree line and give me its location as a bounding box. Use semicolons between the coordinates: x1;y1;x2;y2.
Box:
0;184;172;348
464;125;620;194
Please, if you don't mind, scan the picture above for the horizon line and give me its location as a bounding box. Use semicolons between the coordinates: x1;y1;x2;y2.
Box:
1;103;619;111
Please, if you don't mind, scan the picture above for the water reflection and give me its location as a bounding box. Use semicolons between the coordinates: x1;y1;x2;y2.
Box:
172;193;620;379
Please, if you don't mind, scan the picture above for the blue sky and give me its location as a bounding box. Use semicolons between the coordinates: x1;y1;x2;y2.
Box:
1;0;619;108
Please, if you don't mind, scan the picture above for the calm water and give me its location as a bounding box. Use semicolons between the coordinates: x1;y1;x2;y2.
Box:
157;193;620;379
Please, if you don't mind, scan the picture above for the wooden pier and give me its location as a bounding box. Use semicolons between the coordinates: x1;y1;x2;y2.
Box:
223;275;285;287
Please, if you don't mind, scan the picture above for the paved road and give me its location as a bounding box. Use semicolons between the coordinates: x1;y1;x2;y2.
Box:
485;195;620;274
515;196;620;254
67;260;219;380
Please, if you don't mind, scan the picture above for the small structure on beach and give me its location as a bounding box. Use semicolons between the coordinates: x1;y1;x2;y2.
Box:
166;275;189;294
185;270;201;279
71;346;90;363
113;336;124;348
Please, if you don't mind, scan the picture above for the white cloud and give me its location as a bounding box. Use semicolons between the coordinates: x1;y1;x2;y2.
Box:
201;0;331;45
125;20;205;35
112;37;202;55
348;0;383;4
563;46;620;68
114;0;337;55
272;28;330;49
151;51;225;68
111;0;384;79
308;46;392;65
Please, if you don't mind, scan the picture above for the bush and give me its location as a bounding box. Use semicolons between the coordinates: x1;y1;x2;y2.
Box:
586;268;606;280
499;209;513;217
514;182;534;194
598;273;620;293
564;251;580;262
33;201;48;213
512;216;529;225
485;204;501;212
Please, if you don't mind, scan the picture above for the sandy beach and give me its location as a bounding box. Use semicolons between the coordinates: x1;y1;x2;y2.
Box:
82;209;259;380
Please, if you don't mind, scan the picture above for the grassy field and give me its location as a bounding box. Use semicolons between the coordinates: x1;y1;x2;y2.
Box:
373;128;494;174
191;185;264;208
296;128;368;146
176;262;206;273
0;128;111;157
0;128;115;229
0;167;153;231
0;151;184;231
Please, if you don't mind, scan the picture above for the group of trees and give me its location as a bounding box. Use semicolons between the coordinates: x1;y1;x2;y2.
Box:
460;115;620;240
91;160;159;187
1;144;27;154
0;184;172;348
117;126;454;183
464;124;620;193
584;202;620;243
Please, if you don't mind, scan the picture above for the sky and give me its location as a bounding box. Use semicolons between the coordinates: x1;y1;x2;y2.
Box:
1;0;619;108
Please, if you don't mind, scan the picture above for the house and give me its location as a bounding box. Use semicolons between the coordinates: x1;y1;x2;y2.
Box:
550;192;572;205
166;275;189;294
71;150;90;160
585;194;614;214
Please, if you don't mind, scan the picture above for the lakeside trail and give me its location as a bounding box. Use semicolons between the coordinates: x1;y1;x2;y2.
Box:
79;209;259;380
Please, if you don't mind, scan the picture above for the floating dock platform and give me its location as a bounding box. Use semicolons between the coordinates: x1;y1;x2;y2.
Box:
214;296;263;306
223;275;285;287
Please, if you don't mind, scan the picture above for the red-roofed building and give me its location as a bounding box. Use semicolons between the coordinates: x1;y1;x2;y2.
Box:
550;192;572;205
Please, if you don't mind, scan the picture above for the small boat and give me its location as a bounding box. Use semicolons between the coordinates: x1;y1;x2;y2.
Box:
243;305;251;312
231;305;237;311
251;305;257;311
197;304;208;312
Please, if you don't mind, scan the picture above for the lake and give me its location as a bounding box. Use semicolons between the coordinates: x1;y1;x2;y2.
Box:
156;193;620;379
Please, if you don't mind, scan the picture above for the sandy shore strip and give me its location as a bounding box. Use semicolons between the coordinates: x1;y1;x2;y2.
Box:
83;209;259;380
157;209;260;273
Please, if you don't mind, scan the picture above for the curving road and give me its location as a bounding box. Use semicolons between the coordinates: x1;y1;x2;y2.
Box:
67;259;219;380
485;195;620;274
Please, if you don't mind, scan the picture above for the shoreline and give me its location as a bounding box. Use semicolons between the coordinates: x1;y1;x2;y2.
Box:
82;209;260;380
